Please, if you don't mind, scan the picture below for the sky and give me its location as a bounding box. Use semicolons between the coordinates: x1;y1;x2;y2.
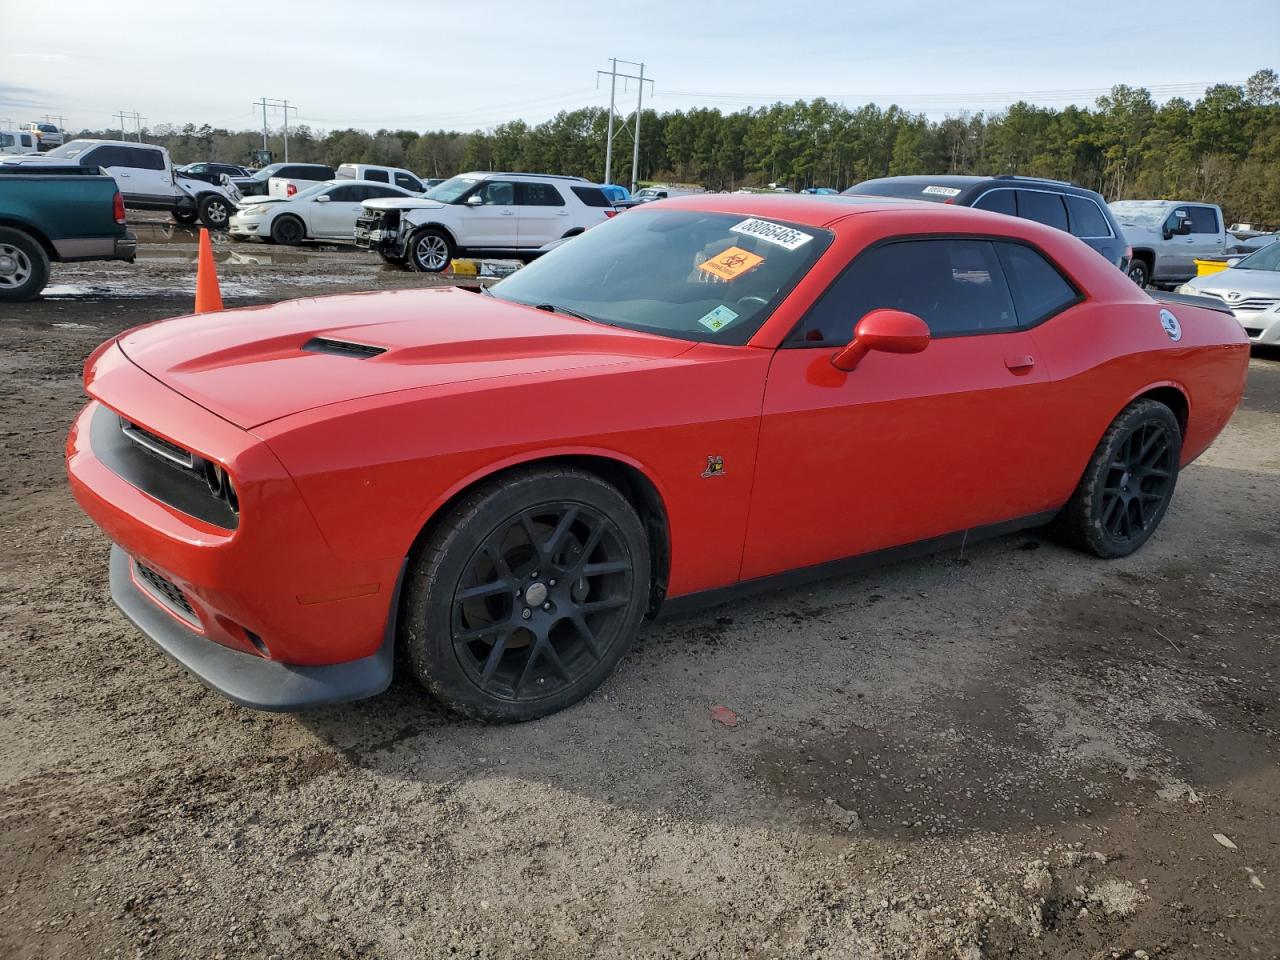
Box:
3;0;1278;135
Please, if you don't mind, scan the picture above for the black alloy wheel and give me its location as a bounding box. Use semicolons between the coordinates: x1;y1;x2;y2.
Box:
1128;259;1149;288
401;467;650;721
1050;398;1182;558
451;503;634;701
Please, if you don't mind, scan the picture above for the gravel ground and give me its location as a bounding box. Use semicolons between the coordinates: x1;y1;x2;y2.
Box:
1;232;1277;959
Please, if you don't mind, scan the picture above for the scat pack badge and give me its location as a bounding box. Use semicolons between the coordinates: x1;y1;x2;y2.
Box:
1159;309;1182;342
701;455;726;478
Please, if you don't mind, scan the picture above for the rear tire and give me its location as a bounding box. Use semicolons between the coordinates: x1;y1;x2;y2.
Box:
198;194;233;230
172;208;199;225
0;227;51;302
400;467;651;722
407;228;452;272
1128;258;1150;288
270;215;305;246
1049;399;1181;558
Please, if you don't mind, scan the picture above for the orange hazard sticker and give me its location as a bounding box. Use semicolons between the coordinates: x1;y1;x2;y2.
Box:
697;246;764;282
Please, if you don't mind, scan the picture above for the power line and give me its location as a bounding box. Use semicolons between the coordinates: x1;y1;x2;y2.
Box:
114;110;144;142
254;97;298;160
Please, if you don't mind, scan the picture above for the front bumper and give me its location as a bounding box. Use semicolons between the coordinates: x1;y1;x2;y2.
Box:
1236;312;1280;344
67;344;403;709
228;217;264;236
110;546;396;710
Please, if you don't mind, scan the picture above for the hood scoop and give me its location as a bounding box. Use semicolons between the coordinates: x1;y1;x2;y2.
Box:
301;337;387;359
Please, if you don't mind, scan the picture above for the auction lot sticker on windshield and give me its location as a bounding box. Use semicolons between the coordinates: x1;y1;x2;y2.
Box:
698;304;740;333
697;246;765;282
922;185;962;197
730;218;812;251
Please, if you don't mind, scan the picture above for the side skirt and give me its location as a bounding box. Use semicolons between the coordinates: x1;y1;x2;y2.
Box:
657;511;1059;620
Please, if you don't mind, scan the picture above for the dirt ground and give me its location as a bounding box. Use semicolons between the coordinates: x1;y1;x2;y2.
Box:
1;228;1277;960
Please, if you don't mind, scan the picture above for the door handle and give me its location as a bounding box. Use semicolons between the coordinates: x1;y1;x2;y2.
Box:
557;210;570;215
500;209;514;216
1004;354;1035;372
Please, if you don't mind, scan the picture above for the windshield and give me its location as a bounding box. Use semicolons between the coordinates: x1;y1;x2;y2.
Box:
490;209;833;345
1108;201;1171;228
271;182;333;202
1235;240;1280;272
423;175;481;203
45;140;92;159
250;163;285;181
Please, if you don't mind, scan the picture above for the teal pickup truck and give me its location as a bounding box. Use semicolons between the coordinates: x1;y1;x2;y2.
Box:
0;164;137;301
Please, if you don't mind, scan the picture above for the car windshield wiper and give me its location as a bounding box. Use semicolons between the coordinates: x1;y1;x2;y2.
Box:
533;302;596;323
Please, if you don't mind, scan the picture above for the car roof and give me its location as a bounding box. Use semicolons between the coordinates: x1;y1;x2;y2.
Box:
458;171;590;183
649;193;954;227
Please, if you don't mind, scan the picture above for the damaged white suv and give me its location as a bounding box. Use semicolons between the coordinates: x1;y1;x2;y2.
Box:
354;171;616;271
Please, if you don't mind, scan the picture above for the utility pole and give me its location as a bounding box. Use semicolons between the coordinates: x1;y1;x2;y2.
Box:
595;59;654;190
253;97;299;161
114;110;143;142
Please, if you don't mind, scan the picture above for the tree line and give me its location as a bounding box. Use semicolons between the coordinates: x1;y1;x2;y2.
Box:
87;68;1279;224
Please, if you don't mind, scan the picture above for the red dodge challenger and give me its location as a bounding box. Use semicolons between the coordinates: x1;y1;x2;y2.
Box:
67;195;1248;719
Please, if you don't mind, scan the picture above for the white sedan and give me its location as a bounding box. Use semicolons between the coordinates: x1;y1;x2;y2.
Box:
230;180;419;245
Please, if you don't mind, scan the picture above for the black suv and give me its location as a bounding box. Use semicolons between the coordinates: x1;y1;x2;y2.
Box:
843;175;1129;273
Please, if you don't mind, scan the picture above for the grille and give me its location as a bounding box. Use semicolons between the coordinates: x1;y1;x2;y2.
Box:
122;420;194;468
1204;292;1279;313
134;560;198;624
302;337;386;358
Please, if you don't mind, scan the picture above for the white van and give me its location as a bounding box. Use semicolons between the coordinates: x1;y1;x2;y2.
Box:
335;163;427;194
0;130;39;155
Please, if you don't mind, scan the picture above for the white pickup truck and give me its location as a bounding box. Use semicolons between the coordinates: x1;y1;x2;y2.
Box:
3;140;241;229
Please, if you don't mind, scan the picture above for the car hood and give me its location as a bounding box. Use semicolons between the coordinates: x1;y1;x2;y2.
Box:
362;197;445;212
115;287;693;429
236;195;285;208
1188;268;1280;297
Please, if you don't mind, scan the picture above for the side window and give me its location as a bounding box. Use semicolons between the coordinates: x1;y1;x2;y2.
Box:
570;185;611;207
366;185;405;199
972;189;1015;216
1187;206;1219;234
1015;190;1069;232
394;172;422;192
133;148;166;170
518;182;566;206
796;239;1018;344
1166;208;1189;232
1064;196;1111;238
327;185;364;202
87;146;128;168
364;169;389;183
995;242;1079;326
476;180;516;204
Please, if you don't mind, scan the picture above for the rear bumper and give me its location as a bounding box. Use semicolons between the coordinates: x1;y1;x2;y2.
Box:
110;545;396;710
52;231;138;263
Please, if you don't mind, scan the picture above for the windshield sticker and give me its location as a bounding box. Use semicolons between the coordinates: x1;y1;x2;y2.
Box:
922;185;962;197
730;218;812;251
697;304;740;333
697;246;765;282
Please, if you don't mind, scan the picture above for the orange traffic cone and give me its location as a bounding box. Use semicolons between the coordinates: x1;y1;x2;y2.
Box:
194;227;224;314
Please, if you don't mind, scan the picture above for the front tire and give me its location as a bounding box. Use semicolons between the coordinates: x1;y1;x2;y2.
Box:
0;227;51;302
270;215;305;246
407;228;452;272
1128;258;1150;288
198;194;233;230
172;208;199;225
1050;399;1181;558
400;467;651;722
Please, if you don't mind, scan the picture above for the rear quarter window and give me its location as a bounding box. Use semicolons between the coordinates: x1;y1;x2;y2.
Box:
1064;195;1111;238
972;189;1016;216
995;242;1080;326
570;185;612;207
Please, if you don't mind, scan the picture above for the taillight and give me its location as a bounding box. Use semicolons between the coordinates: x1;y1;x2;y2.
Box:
112;191;126;224
604;209;618;218
287;183;297;197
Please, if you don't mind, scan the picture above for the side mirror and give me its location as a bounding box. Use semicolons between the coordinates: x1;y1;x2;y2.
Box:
1171;218;1192;236
831;309;931;372
1226;257;1242;268
314;194;331;203
466;194;484;206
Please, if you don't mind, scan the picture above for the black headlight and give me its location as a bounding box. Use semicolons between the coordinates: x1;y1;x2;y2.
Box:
200;459;239;514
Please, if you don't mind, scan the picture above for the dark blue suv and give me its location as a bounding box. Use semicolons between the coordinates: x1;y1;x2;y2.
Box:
843;175;1129;274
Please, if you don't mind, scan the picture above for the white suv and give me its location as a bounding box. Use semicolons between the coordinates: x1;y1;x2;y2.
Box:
354;171;617;271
